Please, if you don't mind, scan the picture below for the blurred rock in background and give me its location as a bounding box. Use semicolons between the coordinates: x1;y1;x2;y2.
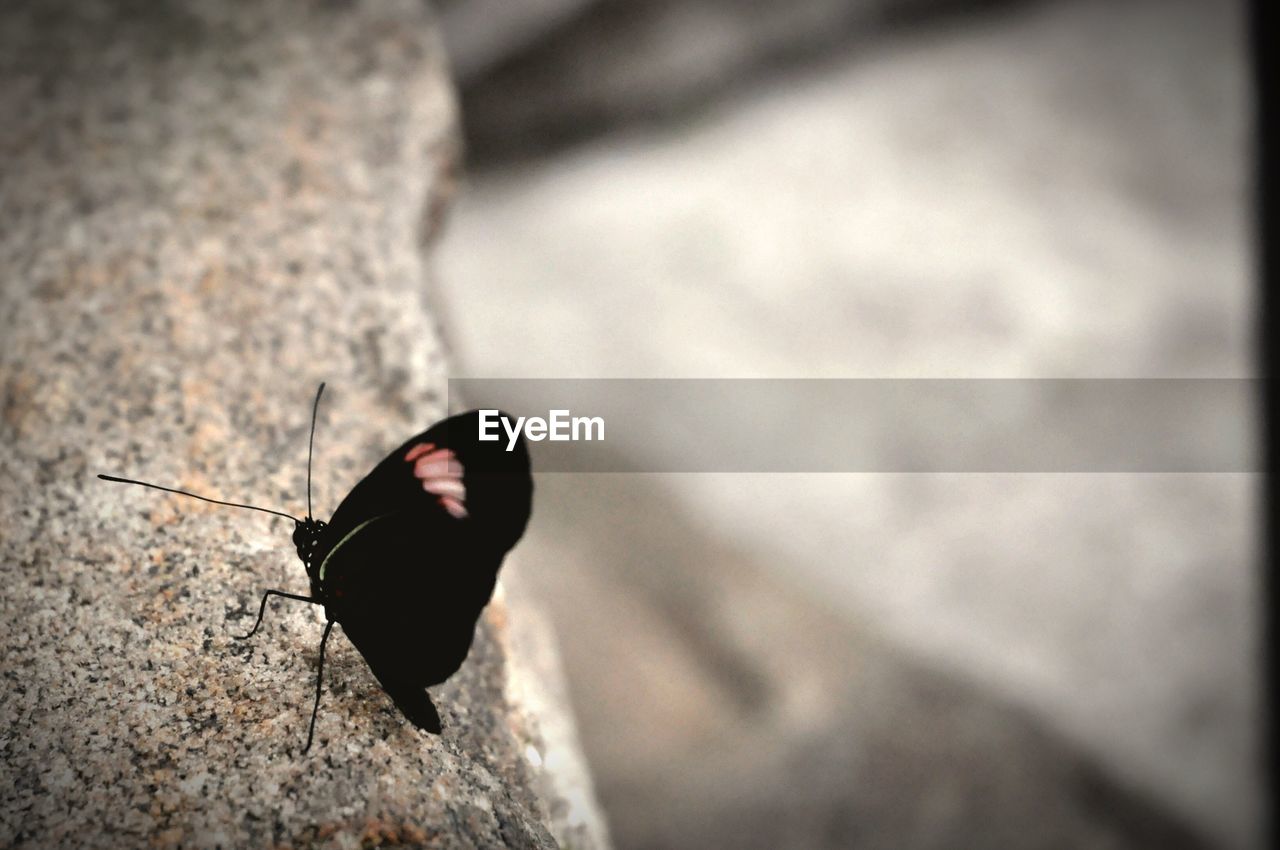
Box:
436;0;1258;848
503;472;1215;850
439;0;1010;163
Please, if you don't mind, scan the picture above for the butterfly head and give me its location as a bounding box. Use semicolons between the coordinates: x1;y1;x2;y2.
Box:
293;517;327;572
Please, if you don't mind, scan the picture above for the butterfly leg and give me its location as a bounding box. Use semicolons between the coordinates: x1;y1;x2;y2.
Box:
234;589;322;640
303;619;335;753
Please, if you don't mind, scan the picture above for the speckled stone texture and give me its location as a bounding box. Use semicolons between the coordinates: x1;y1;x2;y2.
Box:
0;2;606;848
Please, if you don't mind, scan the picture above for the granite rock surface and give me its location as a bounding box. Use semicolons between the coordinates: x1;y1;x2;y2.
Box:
0;2;605;848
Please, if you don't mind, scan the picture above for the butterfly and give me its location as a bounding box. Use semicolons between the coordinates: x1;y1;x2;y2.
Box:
99;384;533;751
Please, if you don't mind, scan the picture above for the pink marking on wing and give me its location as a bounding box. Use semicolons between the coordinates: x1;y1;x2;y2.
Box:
421;477;465;499
414;454;462;480
409;445;468;520
439;495;469;519
404;442;436;463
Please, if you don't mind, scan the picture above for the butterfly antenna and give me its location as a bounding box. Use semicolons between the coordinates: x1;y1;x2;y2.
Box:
97;474;302;522
307;382;325;520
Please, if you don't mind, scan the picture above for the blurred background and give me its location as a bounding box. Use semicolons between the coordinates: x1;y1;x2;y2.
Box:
430;0;1259;848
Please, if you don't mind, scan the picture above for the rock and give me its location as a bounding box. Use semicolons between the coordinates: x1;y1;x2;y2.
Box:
508;472;1214;850
447;0;995;164
437;0;1255;846
435;0;597;83
0;2;607;848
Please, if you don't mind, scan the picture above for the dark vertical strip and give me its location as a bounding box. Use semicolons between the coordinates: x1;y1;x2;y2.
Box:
1248;0;1274;845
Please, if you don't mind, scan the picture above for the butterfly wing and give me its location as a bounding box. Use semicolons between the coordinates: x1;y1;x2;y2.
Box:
315;410;532;729
369;665;443;734
322;409;533;552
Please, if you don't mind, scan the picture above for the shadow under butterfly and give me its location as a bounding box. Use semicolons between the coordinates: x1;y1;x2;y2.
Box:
99;384;533;751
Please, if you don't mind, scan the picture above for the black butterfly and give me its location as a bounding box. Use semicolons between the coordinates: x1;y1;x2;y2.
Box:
99;384;533;751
